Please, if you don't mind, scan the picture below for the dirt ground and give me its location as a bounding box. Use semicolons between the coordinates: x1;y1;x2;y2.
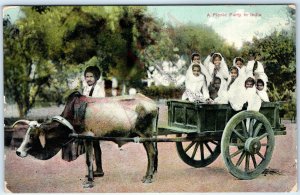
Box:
3;103;297;193
4;119;297;193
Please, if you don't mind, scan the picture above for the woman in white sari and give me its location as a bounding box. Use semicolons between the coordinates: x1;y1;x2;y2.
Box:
256;79;270;102
232;57;246;80
204;52;229;80
190;53;212;86
227;66;246;111
182;63;211;103
245;53;268;91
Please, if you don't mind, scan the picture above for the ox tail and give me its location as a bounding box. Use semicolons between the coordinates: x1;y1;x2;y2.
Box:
154;144;158;172
154;107;159;173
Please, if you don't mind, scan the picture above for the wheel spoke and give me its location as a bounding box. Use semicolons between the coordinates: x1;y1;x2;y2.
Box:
200;142;204;160
245;154;250;172
249;119;255;137
233;129;246;142
236;151;246;166
251;154;257;168
241;120;249;138
210;140;219;146
257;133;268;141
184;141;196;153
253;123;263;137
191;142;200;159
257;151;265;160
230;149;243;158
204;142;213;154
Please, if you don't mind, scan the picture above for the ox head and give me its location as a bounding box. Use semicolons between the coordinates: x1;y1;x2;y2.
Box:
15;118;74;160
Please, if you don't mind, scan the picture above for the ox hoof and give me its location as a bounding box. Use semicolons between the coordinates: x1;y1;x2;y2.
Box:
85;171;104;178
82;180;94;188
94;171;104;177
141;176;153;183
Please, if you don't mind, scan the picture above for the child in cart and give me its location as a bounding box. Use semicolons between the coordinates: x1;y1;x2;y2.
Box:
182;63;212;103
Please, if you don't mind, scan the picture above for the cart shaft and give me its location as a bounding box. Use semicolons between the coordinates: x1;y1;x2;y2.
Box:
69;133;221;143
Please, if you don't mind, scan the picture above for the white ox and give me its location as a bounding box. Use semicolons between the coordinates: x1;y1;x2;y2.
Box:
15;91;158;188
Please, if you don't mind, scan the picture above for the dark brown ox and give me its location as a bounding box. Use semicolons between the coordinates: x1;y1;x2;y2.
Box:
15;91;158;188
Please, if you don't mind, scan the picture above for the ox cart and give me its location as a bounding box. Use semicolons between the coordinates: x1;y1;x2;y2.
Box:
70;100;286;180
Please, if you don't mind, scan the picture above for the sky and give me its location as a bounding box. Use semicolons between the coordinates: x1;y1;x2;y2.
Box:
148;5;293;48
3;5;293;49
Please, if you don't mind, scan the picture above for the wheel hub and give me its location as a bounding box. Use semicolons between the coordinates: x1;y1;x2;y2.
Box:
244;137;261;154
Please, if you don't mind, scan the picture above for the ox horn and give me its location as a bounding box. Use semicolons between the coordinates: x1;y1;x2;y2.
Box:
11;120;31;128
51;116;75;133
39;132;46;148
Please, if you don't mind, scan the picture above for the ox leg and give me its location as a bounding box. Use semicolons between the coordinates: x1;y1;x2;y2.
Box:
93;141;104;177
83;140;94;188
141;142;157;183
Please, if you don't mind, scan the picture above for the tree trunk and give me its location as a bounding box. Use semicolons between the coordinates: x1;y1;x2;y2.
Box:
17;103;26;118
121;81;127;96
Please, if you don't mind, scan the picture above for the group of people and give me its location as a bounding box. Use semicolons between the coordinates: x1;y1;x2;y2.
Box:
182;52;269;111
81;51;269;112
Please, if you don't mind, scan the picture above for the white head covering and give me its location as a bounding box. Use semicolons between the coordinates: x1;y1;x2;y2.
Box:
207;52;229;80
212;76;228;104
246;87;262;111
227;69;247;111
246;60;268;91
246;60;268;81
232;57;247;81
190;53;212;85
182;63;209;102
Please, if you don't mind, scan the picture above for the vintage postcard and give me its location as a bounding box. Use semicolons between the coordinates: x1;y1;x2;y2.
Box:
3;4;297;193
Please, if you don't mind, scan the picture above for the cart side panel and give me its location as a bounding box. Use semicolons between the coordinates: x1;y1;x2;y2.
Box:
168;101;198;130
203;107;230;132
166;100;284;134
167;100;231;133
260;102;282;131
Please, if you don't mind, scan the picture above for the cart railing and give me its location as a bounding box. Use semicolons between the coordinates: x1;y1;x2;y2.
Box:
166;100;286;135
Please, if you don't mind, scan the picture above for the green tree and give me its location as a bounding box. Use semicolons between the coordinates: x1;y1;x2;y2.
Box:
169;24;238;65
4;6;164;116
4;16;56;117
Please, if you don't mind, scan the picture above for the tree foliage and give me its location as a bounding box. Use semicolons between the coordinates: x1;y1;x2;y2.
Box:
4;5;295;119
4;6;163;116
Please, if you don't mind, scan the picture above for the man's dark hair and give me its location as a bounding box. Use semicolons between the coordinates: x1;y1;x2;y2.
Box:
84;66;101;80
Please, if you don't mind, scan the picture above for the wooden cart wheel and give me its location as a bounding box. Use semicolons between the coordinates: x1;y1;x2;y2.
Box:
176;134;221;168
221;111;275;180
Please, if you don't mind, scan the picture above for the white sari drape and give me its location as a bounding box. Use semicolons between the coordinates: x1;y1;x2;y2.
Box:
204;53;229;80
246;60;268;91
182;63;209;102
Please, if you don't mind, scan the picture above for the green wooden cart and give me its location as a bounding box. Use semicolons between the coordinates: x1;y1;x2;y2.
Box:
157;100;286;180
70;99;286;180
